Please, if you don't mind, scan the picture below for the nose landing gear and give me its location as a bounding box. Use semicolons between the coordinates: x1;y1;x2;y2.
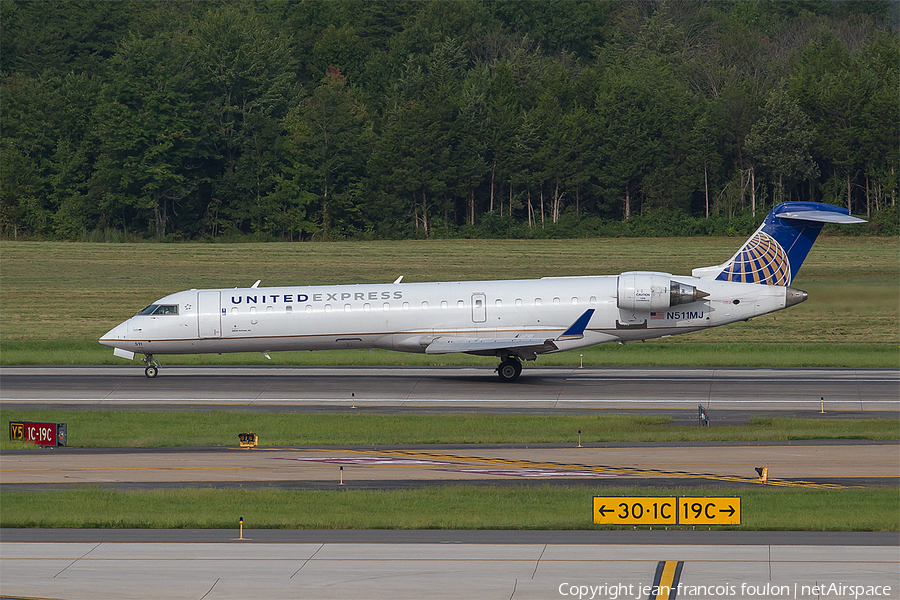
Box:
496;356;523;382
141;354;161;378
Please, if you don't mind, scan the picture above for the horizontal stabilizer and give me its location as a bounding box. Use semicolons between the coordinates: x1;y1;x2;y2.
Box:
776;210;866;224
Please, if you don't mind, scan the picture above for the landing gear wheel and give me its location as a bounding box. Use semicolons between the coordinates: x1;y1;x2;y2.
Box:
145;365;159;379
496;358;522;382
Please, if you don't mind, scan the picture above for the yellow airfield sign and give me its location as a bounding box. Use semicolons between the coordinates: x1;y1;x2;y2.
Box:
678;497;741;525
593;497;678;525
593;496;741;526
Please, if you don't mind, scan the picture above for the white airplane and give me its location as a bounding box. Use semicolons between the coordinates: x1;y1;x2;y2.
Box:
101;202;864;381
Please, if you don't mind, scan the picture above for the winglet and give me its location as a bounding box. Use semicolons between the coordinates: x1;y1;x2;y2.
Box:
559;309;595;339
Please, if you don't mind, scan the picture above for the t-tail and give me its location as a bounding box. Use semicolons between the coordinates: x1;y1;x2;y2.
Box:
692;202;865;286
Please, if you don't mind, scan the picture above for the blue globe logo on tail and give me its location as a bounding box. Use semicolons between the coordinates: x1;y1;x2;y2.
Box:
720;231;790;286
705;202;865;287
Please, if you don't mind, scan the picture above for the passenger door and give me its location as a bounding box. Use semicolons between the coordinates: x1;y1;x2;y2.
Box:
198;291;222;338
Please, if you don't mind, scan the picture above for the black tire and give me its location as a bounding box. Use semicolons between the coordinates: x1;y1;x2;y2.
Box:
497;359;522;382
145;365;159;379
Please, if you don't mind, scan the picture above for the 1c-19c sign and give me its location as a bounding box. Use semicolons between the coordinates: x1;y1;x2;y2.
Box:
8;421;67;447
593;496;740;526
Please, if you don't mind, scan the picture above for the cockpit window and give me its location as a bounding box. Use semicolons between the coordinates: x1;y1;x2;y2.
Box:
137;304;178;316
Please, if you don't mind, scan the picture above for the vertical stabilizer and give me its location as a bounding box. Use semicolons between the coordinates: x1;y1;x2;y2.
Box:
692;202;865;285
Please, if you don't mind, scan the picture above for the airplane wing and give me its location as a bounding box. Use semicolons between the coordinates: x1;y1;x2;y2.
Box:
424;309;596;359
424;336;559;355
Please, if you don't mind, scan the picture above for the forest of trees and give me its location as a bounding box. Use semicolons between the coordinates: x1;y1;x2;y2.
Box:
2;0;898;241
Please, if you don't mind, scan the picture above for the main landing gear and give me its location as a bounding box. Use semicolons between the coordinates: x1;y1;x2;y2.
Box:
496;356;523;382
141;354;161;378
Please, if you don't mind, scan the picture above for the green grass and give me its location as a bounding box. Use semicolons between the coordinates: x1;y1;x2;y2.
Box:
1;486;896;531
1;411;896;449
0;238;897;365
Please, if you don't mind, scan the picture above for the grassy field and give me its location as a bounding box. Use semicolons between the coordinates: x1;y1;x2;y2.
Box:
1;486;896;531
1;239;895;533
1;411;896;449
0;238;897;366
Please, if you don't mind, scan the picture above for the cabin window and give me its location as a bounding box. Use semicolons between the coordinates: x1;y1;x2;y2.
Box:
495;299;502;308
590;296;597;304
421;301;429;309
364;303;371;312
285;306;292;314
383;302;390;311
402;302;409;310
266;306;274;314
250;307;257;315
571;297;578;305
441;301;448;309
231;307;238;315
515;299;522;307
553;297;560;306
344;304;351;312
457;300;464;309
306;305;312;314
325;304;332;313
535;298;542;306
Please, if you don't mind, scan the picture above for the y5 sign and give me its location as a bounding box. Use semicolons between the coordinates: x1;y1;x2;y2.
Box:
8;421;67;446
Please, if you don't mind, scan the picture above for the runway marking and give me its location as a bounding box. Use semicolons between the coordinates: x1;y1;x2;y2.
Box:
650;560;683;600
0;465;362;474
568;378;898;383
436;468;620;478
4;398;899;405
5;557;898;564
280;456;459;466
349;449;865;489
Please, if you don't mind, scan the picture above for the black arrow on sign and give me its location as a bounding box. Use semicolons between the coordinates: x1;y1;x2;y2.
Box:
597;505;614;517
719;506;735;517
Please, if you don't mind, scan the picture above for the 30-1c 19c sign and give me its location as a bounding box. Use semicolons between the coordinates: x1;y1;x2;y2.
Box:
8;421;67;447
593;496;740;526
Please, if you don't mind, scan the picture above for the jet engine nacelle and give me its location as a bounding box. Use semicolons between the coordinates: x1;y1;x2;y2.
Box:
617;272;709;312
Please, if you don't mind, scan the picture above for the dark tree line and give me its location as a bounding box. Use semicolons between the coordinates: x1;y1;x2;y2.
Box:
2;0;897;241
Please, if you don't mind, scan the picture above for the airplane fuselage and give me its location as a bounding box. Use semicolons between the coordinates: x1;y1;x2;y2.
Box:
100;272;796;358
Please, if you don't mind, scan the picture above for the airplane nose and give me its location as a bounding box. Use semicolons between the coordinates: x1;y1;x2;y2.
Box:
99;321;129;347
785;287;808;308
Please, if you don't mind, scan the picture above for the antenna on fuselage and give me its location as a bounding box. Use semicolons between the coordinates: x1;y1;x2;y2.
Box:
251;280;261;288
393;276;403;284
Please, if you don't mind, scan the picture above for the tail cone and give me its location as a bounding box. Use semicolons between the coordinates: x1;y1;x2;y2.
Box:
785;288;808;308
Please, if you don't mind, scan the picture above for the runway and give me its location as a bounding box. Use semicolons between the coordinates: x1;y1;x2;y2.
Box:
2;365;898;411
2;534;897;600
